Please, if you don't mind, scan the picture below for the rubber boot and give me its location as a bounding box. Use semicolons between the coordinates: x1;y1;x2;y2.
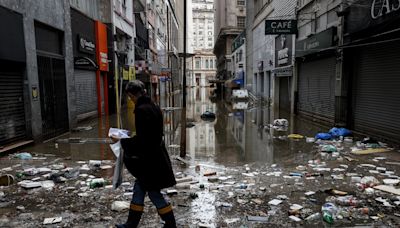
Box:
116;204;144;228
158;204;177;228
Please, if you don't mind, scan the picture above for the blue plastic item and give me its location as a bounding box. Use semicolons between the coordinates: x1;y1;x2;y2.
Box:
315;133;332;140
329;127;352;137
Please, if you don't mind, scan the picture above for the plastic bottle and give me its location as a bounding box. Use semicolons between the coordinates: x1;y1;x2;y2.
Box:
335;196;361;206
321;203;337;224
90;178;105;188
305;212;321;221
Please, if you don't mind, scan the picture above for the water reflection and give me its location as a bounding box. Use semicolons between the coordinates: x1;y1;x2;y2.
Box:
185;87;328;166
187;88;216;160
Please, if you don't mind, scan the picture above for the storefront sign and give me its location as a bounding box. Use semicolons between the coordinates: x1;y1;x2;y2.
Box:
275;34;293;67
95;21;109;72
273;66;293;77
74;57;98;69
371;0;400;19
265;20;297;35
295;28;334;57
78;35;95;54
346;0;400;35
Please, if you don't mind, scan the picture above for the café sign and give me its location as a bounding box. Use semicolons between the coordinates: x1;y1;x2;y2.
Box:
371;0;400;19
265;20;297;35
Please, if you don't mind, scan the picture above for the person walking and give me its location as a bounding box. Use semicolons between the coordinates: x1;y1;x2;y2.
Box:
112;80;177;228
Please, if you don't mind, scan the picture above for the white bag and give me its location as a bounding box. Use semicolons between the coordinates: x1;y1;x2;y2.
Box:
110;141;124;189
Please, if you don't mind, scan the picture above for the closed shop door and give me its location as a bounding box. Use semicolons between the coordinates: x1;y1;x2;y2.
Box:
297;57;336;122
353;41;400;142
75;69;98;116
279;77;290;112
38;56;69;140
0;62;26;146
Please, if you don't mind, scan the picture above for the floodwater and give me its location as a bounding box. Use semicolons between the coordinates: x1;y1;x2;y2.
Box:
18;86;330;167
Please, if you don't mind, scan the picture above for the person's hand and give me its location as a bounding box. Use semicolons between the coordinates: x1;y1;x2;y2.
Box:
110;135;121;144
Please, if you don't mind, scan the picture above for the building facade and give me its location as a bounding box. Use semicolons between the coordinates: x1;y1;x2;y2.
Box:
0;0;115;147
0;0;75;145
251;0;297;116
295;0;342;124
213;0;246;80
188;0;217;87
341;0;400;143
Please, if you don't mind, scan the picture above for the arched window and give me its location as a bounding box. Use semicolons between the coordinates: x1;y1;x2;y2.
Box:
205;59;209;69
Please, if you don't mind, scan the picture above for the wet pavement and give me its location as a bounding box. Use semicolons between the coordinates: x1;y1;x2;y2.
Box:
1;87;400;227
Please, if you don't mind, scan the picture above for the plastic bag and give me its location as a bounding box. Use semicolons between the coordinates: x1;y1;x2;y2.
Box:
329;128;352;137
315;133;332;140
110;141;124;189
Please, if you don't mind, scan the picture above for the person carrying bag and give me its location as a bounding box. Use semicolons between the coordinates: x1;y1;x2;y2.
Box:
111;80;177;228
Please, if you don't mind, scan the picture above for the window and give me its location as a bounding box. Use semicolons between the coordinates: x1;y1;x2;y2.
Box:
237;16;245;28
237;0;245;6
210;59;214;69
205;60;209;69
195;57;201;69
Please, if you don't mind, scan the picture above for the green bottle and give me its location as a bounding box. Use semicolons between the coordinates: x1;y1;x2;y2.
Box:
323;211;334;224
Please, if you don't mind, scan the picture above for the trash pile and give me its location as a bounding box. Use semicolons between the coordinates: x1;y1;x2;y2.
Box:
1;124;400;227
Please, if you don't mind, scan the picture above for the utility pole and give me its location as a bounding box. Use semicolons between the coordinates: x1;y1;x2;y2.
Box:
180;0;187;158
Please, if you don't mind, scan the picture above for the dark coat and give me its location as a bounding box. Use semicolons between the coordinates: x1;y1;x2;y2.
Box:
121;96;176;190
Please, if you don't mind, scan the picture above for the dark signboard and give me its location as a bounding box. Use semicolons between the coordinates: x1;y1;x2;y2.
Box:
78;35;96;54
275;34;293;67
295;27;335;57
265;20;297;35
273;66;293;77
345;0;400;35
71;8;97;68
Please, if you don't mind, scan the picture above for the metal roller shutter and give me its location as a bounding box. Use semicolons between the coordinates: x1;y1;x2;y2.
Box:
353;42;400;142
0;70;26;146
75;69;98;116
297;57;336;122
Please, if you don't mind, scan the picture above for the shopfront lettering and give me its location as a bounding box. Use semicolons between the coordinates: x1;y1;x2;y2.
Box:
371;0;400;19
265;20;297;35
79;35;95;53
271;21;293;29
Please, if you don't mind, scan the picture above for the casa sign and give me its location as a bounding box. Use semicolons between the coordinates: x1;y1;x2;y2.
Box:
265;20;297;35
371;0;400;19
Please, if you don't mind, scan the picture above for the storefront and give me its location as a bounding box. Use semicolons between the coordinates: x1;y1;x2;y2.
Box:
344;0;400;142
71;8;99;120
274;34;294;112
0;6;28;146
295;27;337;123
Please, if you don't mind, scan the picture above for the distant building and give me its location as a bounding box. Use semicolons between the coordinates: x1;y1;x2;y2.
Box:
188;0;217;87
213;0;246;80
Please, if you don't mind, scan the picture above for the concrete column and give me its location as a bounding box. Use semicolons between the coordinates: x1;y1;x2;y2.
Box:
63;0;77;129
22;4;42;141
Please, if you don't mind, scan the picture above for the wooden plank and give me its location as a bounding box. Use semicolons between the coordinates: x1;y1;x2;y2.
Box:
351;148;391;155
0;140;34;154
374;185;400;196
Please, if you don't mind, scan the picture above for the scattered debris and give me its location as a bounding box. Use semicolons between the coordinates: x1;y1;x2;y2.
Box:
111;201;130;212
